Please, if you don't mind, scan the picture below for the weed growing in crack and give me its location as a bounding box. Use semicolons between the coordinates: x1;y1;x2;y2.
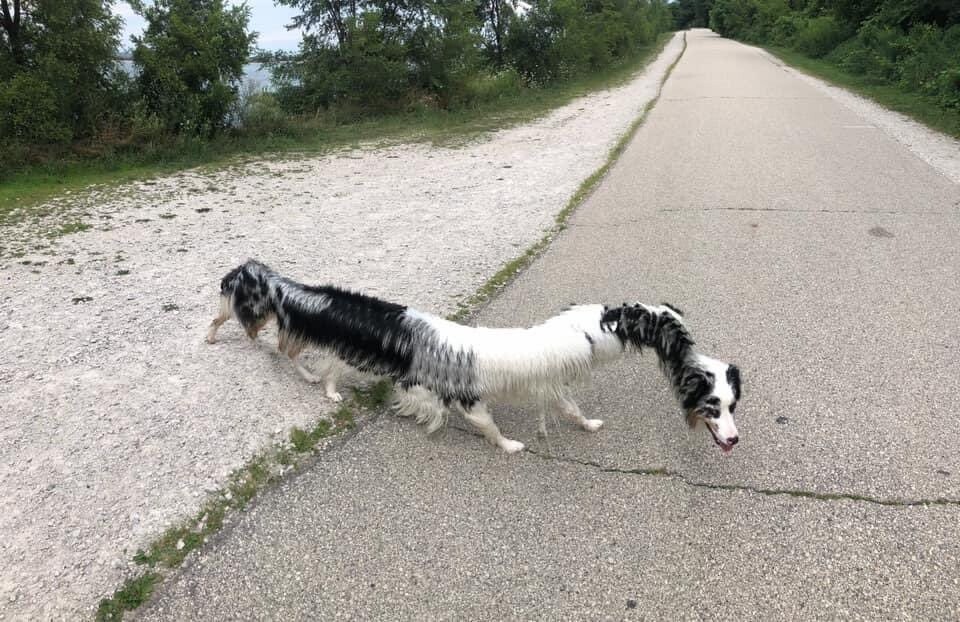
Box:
95;572;160;621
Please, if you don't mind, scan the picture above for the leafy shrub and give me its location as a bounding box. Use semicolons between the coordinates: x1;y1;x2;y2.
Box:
0;73;71;143
238;92;295;136
931;67;960;109
461;69;522;104
770;14;805;46
793;16;847;58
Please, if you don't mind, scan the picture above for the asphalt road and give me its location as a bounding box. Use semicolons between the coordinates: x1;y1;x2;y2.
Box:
137;30;960;620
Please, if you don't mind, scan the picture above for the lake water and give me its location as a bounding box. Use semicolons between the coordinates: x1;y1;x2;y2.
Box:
118;61;273;91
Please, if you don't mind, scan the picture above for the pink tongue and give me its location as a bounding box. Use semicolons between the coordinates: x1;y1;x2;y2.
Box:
720;444;733;454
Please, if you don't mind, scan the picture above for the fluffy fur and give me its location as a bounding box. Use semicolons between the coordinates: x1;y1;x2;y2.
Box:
207;260;742;453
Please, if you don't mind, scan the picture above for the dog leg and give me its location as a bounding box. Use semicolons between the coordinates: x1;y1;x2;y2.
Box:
316;356;345;403
538;410;549;438
559;396;603;432
537;395;569;438
462;403;524;454
245;317;269;340
288;347;323;384
206;297;232;344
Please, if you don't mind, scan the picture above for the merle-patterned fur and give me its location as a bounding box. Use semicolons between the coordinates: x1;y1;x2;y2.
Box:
208;260;742;453
211;260;484;405
600;302;742;435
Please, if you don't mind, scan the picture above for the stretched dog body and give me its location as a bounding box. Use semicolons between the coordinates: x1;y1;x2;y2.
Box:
207;260;741;453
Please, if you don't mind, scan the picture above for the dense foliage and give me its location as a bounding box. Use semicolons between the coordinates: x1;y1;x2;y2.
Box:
131;0;257;136
0;0;671;171
0;0;124;143
696;0;960;110
269;0;672;114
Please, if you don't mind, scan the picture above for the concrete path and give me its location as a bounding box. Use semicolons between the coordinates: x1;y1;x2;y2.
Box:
137;30;960;620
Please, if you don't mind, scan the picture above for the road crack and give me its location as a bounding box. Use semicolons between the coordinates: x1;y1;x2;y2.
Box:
523;446;960;508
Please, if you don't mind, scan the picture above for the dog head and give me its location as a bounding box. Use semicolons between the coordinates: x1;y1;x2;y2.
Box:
680;356;741;453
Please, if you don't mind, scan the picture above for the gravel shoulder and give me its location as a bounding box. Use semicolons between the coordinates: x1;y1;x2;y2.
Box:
0;34;684;620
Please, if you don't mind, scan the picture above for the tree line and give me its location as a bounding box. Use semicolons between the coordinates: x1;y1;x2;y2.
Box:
671;0;960;112
0;0;671;171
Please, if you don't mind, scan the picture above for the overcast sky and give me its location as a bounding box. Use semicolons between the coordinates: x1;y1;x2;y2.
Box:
114;1;304;52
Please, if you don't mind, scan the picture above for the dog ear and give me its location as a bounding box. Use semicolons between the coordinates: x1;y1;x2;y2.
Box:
726;365;742;401
680;368;713;411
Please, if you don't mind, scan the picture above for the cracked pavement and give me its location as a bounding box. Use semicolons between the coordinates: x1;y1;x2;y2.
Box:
138;30;960;620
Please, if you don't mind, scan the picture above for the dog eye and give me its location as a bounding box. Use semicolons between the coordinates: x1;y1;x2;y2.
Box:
729;403;737;414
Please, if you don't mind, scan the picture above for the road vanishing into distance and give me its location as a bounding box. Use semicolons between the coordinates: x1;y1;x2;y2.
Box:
139;29;960;620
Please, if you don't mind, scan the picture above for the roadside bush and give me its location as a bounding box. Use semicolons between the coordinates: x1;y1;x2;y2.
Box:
461;68;523;104
709;0;756;39
236;91;295;136
770;14;804;46
793;16;847;57
931;67;960;109
0;73;71;143
505;0;670;85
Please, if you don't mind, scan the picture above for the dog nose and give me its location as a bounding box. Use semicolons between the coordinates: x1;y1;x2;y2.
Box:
727;436;739;446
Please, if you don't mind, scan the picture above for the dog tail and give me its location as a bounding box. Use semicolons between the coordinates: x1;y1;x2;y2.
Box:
393;385;447;434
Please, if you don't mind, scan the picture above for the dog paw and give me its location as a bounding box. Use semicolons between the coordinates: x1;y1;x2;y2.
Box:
582;419;604;432
500;439;525;454
327;391;343;403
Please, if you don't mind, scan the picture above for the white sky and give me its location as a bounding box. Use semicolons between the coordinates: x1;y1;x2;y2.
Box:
114;1;304;52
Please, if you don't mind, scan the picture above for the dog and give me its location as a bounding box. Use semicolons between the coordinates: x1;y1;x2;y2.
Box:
207;259;741;454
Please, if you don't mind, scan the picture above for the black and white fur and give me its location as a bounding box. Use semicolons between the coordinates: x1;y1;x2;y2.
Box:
207;260;742;453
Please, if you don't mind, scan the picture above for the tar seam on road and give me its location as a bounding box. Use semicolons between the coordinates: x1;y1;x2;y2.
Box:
444;425;960;509
563;208;957;227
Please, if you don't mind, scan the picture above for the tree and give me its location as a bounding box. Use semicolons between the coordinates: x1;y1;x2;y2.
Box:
0;0;24;64
131;0;257;135
0;0;122;142
279;0;356;49
275;0;481;112
477;0;515;66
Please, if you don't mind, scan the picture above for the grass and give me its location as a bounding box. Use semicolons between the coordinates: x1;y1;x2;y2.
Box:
95;572;161;621
764;46;960;139
1;33;673;225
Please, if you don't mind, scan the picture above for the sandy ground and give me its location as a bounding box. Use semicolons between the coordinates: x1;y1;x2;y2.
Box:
0;35;684;621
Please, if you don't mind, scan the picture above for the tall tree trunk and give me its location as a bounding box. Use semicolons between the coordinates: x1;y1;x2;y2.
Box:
1;0;24;65
490;0;503;66
326;0;348;48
